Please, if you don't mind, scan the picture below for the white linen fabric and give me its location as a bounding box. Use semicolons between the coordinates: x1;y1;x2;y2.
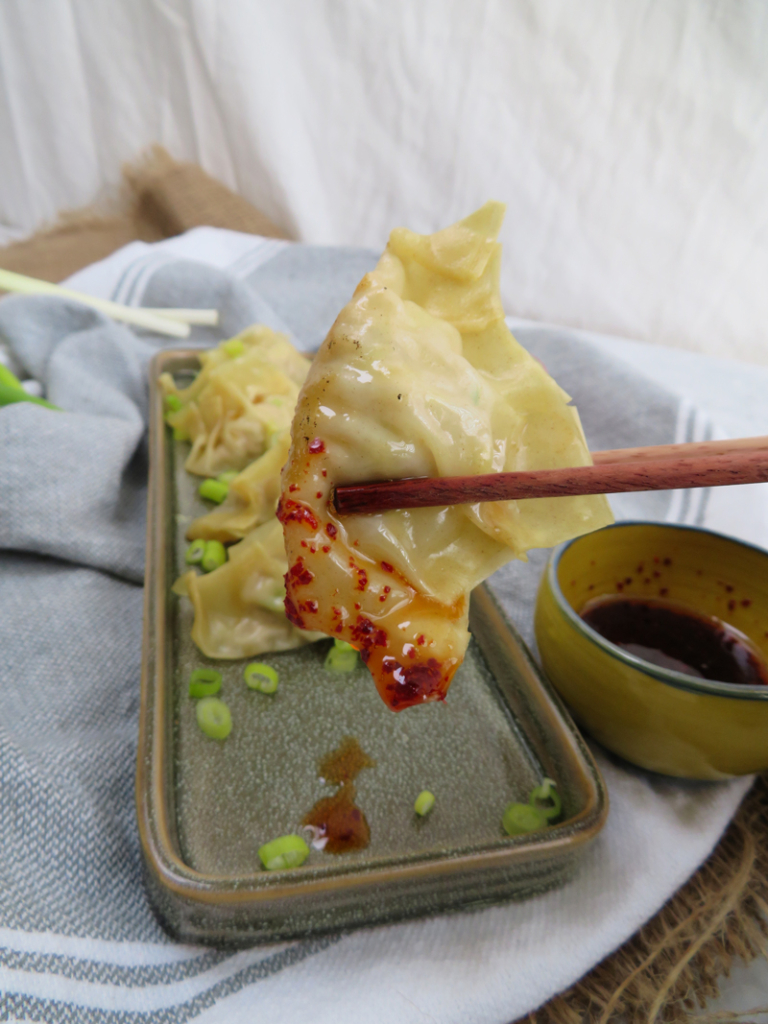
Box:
0;227;762;1022
1;2;768;363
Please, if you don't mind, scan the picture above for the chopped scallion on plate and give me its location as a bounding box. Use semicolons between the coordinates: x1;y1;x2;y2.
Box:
199;479;229;504
222;338;245;358
414;790;435;817
201;540;227;572
188;668;222;699
258;834;309;871
324;638;358;673
185;539;207;565
502;802;547;836
196;697;232;740
244;662;279;694
529;777;561;821
164;394;183;414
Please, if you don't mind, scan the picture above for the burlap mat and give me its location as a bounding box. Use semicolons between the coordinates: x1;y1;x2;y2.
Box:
2;148;766;1022
0;145;289;282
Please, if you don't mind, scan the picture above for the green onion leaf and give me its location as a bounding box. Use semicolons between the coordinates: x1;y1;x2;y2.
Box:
244;662;279;694
258;834;309;871
324;639;358;673
414;790;435;817
199;479;229;504
201;540;227;573
185;539;207;565
502;802;547;836
0;381;60;411
0;364;22;389
188;668;222;698
222;338;245;358
196;697;232;740
529;777;562;821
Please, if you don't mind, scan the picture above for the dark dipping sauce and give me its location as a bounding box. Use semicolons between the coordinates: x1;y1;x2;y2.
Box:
580;596;768;686
303;737;375;854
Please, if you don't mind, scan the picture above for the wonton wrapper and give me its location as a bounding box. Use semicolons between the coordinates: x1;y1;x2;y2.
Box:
280;201;613;710
176;519;322;660
160;325;310;477
186;430;291;544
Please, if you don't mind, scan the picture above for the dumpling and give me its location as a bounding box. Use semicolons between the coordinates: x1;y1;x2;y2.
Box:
185;431;291;544
175;519;323;659
168;328;320;659
160;325;310;477
279;201;613;711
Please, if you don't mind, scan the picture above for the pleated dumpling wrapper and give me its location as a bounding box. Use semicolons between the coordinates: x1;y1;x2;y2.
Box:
160;325;310;477
176;519;323;659
279;201;613;710
185;431;291;544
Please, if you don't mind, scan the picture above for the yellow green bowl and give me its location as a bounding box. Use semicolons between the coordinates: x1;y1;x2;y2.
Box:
534;522;768;779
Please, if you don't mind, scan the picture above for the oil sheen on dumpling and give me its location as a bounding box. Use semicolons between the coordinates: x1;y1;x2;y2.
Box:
279;201;613;711
161;325;310;477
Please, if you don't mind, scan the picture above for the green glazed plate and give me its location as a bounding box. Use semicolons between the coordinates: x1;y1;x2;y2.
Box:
137;351;608;946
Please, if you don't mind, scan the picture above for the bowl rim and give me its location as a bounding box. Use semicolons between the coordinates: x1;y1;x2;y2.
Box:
547;520;768;702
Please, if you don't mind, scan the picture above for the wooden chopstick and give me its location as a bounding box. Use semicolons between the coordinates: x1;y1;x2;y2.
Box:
592;435;768;465
333;437;768;515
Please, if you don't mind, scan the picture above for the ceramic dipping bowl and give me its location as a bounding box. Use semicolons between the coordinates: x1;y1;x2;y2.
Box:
535;522;768;779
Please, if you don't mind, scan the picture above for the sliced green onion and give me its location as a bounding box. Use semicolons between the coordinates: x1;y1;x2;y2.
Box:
222;337;245;358
188;668;222;698
173;426;189;441
217;470;238;484
529;777;562;821
502;802;547;836
196;697;232;740
324;639;358;673
266;395;285;407
258;834;309;871
414;790;435;817
199;479;229;504
164;394;183;414
201;540;227;572
185;538;207;565
244;662;279;694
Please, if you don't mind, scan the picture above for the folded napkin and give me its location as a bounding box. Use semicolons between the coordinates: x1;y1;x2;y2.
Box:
0;230;755;1023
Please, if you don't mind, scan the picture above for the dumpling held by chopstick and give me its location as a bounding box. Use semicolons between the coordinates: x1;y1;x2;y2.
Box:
279;201;613;710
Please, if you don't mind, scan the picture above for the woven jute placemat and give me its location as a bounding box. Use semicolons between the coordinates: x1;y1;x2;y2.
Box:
2;148;766;1022
0;145;290;282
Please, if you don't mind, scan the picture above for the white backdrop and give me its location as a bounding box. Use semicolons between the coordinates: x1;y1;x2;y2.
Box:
1;0;767;362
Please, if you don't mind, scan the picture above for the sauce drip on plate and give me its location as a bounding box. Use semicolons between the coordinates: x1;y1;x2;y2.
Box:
580;596;768;686
303;737;375;854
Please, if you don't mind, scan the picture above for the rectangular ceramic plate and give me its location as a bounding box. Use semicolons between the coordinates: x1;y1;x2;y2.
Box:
137;350;608;946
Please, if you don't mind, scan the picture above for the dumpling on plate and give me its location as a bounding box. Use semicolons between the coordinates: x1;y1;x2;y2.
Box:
175;518;323;660
160;325;310;477
185;430;291;544
279;201;613;710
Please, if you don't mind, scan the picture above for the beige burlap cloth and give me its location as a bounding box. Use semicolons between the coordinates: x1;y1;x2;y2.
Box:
2;148;766;1023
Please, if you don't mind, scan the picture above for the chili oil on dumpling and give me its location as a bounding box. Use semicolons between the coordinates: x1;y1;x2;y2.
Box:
279;201;613;711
